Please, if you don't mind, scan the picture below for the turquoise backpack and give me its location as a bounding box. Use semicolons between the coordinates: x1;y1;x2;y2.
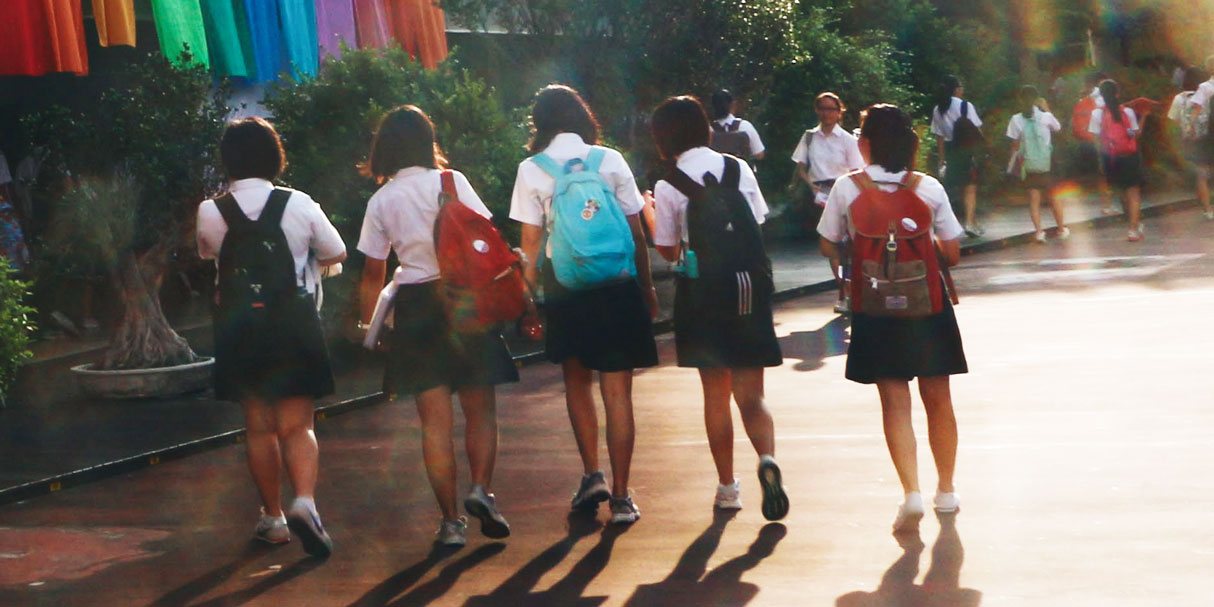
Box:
1021;116;1052;174
531;147;637;290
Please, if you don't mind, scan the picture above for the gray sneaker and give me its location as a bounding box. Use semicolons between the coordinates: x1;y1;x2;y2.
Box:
571;471;611;511
609;496;640;524
286;497;333;558
436;517;468;547
464;484;511;539
253;509;290;544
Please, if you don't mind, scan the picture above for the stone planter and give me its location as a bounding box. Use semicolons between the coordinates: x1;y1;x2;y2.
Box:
70;357;214;399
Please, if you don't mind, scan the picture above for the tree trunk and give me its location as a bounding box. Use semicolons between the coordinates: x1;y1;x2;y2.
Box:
100;244;199;370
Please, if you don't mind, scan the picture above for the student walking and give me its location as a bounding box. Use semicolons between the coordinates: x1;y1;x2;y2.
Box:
355;106;520;547
510;84;659;525
1072;72;1117;215
196;117;346;557
650;95;789;521
708;89;766;162
817;104;967;534
791;91;866;312
1174;61;1214;220
1088;79;1147;241
931;75;984;237
1006;85;1069;242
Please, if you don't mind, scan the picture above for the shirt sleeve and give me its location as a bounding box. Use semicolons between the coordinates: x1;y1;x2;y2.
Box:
930;108;946;138
967;102;983;127
1193;83;1213;108
741;120;765;155
1006;115;1023;140
790;131;810;164
195;200;223;260
1088;108;1103;136
1045;112;1062;132
356;197;391;260
508;161;545;226
737;160;768;225
917;176;964;241
1168;95;1185;122
307;197;346;261
1125;108;1140;133
652;180;682;247
816;177;852;243
603;148;644;216
453;170;493;219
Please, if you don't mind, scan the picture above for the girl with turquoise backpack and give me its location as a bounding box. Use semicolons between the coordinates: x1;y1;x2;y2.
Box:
1006;85;1068;243
510;84;659;525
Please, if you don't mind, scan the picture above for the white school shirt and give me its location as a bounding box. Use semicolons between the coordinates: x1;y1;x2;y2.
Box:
714;114;766;156
357;167;493;285
930;97;983;142
1190;79;1214;111
1087;106;1139;138
197;179;346;294
652;146;768;247
790;125;865;183
509;133;644;257
816;165;964;244
1005;108;1062;145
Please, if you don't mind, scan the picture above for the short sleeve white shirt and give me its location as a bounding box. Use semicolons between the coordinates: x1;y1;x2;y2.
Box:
1167;92;1190;123
930;97;983;141
357;167;492;285
790;125;865;183
1191;80;1214;109
1006;108;1062;145
1088;107;1139;137
714;114;766;156
196;178;346;293
652;146;768;247
509;132;644;231
816;166;964;244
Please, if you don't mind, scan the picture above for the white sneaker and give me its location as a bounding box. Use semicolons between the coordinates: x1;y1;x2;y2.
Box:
609;496;640;524
714;480;742;510
286;497;333;558
892;492;925;532
1205;211;1214;221
254;509;290;544
933;492;961;513
1057;227;1071;240
436;517;468;546
1034;230;1047;243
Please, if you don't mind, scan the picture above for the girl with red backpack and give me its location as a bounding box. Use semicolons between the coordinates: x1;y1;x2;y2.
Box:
510;85;659;525
817;104;968;534
356;106;520;547
1087;79;1147;241
649;96;789;521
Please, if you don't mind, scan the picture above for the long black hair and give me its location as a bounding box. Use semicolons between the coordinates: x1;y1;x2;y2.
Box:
1020;85;1039;120
1098;79;1123;124
527;84;600;155
935;75;961;118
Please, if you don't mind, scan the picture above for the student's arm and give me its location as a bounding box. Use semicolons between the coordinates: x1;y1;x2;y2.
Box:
358;256;387;324
936;238;961;267
819;238;840;261
796;162;812;185
628;214;659;319
519;222;543;289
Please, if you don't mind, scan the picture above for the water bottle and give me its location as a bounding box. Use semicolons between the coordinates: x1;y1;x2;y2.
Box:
683;250;700;279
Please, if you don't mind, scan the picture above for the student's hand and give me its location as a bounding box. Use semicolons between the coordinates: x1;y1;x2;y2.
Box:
643;285;659;320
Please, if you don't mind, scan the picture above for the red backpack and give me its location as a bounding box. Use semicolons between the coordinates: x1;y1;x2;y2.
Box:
1100;106;1138;157
847;171;956;318
1071;96;1097;142
433;170;530;333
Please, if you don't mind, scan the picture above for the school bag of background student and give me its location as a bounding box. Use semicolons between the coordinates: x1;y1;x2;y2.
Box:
1021;117;1052;175
433;170;532;334
952;100;986;151
1071;96;1098;142
709;119;752;159
846;172;957;319
529;147;637;290
1100;106;1139;157
664;155;772;318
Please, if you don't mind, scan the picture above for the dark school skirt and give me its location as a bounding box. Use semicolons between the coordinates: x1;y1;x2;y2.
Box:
845;301;968;385
943;141;980;188
384;281;519;397
673;276;783;369
212;291;336;402
1020;171;1054;191
1100;153;1146;190
541;262;658;372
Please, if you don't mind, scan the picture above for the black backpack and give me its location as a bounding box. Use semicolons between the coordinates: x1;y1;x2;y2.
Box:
214;189;298;328
953;100;986;151
666;156;772;317
709;120;752;159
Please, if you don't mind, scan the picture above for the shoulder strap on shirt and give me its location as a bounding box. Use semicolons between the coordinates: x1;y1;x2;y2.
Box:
258;189;291;227
960;100;969;118
529;153;562;179
728;119;741;132
665;168;704;202
213;193;248;228
585;146;607;174
711;121;726;133
900;171;923;190
849;170;877;192
720;155;741;189
439;169;457;206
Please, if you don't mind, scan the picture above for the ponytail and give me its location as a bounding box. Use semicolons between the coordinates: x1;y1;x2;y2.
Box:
1098;79;1122;124
1020;85;1038;120
936;75;961;118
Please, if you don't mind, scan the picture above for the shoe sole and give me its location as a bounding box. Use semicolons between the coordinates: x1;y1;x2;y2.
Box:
610;512;639;524
287;511;333;558
571;489;610;512
464;498;511;539
758;461;789;521
893;509;924;533
254;534;290;545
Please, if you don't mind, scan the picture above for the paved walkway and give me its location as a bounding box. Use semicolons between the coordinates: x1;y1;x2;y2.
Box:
0;185;1199;504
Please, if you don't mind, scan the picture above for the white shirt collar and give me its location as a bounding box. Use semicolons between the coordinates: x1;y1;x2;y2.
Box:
390;166;433;181
715;114;738;125
542;132;588;154
810;124;848;138
229;178;273;192
863;164;910;183
674;146;717;169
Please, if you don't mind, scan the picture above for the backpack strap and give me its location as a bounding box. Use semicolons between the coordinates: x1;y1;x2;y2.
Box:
720;155;741;189
728;119;741;133
440;169;457;205
711;121;727;133
213;193;249;228
664;168;704;202
849;170;877;191
959;100;969;122
529;153;563;179
259;189;291;226
584;146;607;173
899;171;922;190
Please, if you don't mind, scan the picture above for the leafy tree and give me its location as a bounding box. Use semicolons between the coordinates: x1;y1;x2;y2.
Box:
0;265;34;407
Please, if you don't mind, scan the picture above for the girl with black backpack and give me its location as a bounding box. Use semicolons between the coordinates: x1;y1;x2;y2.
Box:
196;117;346;557
708;89;767;162
355;106;520;547
931;75;985;238
817;104;967;534
650;95;789;521
1087;79;1147;241
510;84;659;525
1169;65;1214;221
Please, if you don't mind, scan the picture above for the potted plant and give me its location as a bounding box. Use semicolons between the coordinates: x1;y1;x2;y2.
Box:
24;52;229;398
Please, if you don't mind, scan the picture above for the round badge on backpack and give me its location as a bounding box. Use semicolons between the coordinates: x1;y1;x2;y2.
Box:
581;199;600;221
472;239;489;253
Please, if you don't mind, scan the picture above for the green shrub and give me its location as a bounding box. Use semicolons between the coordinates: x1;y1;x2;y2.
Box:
0;265;35;407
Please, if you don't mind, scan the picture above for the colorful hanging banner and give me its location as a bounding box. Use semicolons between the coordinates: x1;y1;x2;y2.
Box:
241;0;285;81
0;0;89;76
149;0;211;68
315;0;357;60
279;0;319;78
353;0;392;50
92;0;137;47
201;0;251;77
384;0;447;70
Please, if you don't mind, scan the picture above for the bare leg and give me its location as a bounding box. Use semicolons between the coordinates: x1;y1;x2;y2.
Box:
416;386;458;520
917;376;958;494
731;367;776;458
1028;188;1043;233
1126;186;1142;232
963;184;978;228
599;370;636;497
1046;187;1066;230
457;385;498;489
699;368;735;485
242;397;283;516
562;358;600;475
274;396;319;499
875;379;919;495
1197;167;1211;215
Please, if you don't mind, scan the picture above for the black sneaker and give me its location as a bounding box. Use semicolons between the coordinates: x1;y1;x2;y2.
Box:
570;471;610;511
464;485;511;539
286;497;333;558
758;456;789;521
